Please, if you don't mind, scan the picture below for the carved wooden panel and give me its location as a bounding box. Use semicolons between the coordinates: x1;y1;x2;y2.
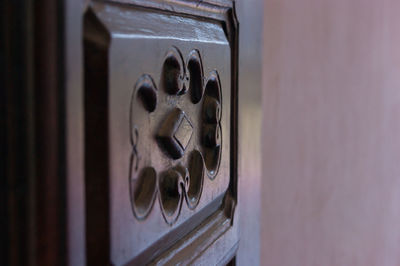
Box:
84;1;238;264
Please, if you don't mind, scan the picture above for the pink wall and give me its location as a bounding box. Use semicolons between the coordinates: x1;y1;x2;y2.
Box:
262;0;400;265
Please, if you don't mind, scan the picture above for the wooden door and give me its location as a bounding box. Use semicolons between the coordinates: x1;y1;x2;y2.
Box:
3;0;262;265
83;1;238;264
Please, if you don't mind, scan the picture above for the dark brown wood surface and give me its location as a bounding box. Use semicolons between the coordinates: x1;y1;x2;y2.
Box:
83;1;238;264
2;0;67;265
1;1;66;265
3;0;262;265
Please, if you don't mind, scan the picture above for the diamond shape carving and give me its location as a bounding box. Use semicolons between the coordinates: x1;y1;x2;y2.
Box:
84;2;237;264
156;108;193;159
174;115;193;151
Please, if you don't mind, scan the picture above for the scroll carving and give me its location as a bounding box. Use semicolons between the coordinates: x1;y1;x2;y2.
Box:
129;47;223;224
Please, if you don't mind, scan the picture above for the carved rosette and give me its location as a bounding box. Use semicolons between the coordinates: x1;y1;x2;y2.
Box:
129;47;222;225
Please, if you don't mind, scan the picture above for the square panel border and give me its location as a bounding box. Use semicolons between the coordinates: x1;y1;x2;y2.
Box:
84;0;239;264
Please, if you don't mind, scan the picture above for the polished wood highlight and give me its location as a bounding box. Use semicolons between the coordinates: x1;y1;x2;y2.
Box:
83;0;238;264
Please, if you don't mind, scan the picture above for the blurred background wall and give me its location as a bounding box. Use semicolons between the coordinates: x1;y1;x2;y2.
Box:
262;0;400;265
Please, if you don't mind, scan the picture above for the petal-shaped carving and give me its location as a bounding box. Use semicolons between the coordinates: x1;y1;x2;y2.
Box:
159;169;185;225
203;97;221;124
202;71;223;179
203;136;222;178
202;124;221;148
135;74;157;112
162;47;188;95
204;70;221;103
129;166;157;220
173;164;190;192
186;150;204;209
187;49;204;104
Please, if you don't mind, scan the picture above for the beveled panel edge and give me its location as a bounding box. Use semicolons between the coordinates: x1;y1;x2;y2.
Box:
97;0;237;45
88;0;239;217
83;7;111;265
146;192;238;265
84;0;239;264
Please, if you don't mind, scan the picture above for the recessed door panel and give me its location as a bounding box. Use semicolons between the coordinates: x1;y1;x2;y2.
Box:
84;1;238;265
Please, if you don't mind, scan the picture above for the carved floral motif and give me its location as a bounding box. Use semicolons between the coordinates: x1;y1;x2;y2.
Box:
129;47;222;225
